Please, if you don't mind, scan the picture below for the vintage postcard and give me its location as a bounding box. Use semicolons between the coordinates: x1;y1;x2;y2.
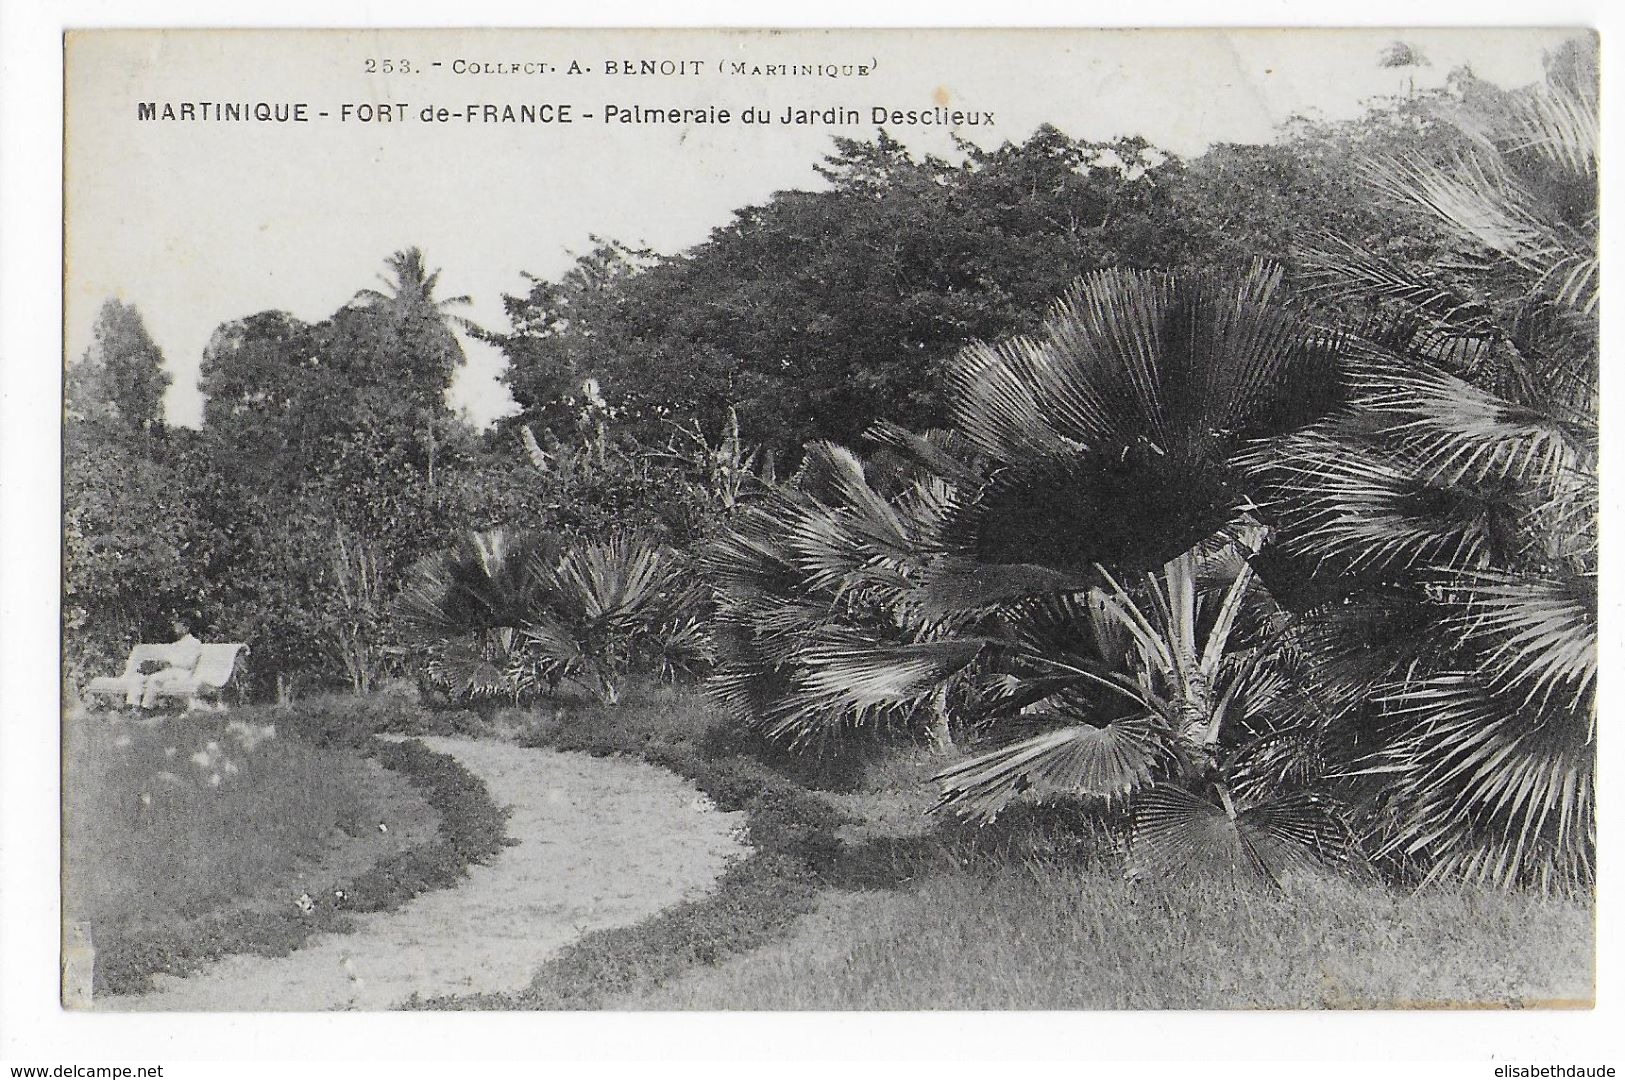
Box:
59;26;1596;1020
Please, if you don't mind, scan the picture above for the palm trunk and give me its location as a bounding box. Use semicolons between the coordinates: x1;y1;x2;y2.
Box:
927;684;954;751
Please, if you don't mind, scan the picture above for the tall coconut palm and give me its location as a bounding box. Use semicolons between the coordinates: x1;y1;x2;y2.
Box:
1243;44;1598;889
351;247;479;485
352;247;477;327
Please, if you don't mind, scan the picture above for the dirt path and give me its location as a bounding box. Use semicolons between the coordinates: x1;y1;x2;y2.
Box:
99;736;748;1011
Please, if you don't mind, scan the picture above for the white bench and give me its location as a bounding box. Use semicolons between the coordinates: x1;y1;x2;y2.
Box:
83;643;249;709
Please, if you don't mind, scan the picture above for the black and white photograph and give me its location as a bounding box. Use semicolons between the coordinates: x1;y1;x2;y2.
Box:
2;9;1616;1073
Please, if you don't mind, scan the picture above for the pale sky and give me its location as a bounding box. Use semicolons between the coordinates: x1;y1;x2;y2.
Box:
64;27;1581;428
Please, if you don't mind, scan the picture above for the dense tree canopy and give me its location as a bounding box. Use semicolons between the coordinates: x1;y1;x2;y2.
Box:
487;128;1195;458
484;89;1490;466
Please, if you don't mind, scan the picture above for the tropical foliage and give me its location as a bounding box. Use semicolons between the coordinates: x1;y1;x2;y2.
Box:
702;265;1365;882
63;41;1595;896
703;438;979;750
399;527;709;706
1238;43;1598;889
701;46;1597;892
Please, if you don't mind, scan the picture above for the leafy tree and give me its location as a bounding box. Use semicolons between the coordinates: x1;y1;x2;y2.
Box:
189;250;482;696
67;299;171;431
435;387;738;549
1157;76;1512;304
63;301;202;685
489;128;1194;459
197;310;336;487
62;431;210;686
482;238;659;436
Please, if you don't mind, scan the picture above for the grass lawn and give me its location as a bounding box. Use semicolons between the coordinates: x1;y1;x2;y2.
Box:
63;708;441;993
477;685;1595;1012
619;865;1593;1010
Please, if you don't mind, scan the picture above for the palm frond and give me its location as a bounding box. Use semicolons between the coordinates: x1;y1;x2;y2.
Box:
1368;151;1557;275
424;630;529;703
862;420;988;489
933;713;1170;820
1440;568;1597;711
519;534;705;702
1349;355;1594;491
1361;63;1598;321
1507;70;1598;184
540;534;690;622
1238;424;1512;577
1370;671;1593;889
698;504;806;603
1299;234;1505;340
915;557;1090;619
760;632;986;745
946;335;1081;464
1128;783;1347;887
797;441;913;554
395;528;559;641
939;267;1345;573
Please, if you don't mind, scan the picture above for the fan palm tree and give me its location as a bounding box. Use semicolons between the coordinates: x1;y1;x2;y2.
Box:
396;528;562;702
930;538;1356;886
521;534;710;704
703;266;1355;881
399;527;706;705
703;438;987;751
935;263;1344;577
1243;44;1598;889
932;542;1263;810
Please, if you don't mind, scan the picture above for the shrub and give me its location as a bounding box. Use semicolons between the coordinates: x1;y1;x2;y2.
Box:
397;529;711;707
247;691;486;748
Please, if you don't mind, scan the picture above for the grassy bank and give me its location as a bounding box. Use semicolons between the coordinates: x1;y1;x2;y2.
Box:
65;699;510;996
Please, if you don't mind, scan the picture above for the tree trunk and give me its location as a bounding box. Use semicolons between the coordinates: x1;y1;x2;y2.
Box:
927;684;954;751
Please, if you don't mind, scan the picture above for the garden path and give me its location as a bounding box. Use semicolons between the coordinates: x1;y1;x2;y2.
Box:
99;735;748;1011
